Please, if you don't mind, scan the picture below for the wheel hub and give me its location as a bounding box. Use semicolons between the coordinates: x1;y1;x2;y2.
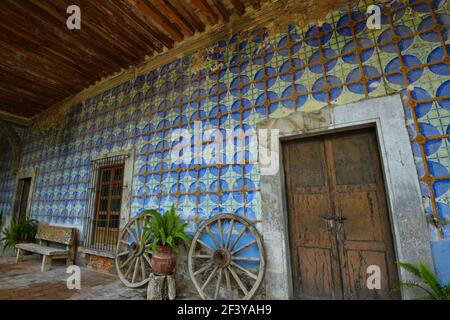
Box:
130;242;144;256
213;248;231;268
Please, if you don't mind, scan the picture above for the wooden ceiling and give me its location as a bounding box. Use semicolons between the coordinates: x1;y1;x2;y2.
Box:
0;0;265;119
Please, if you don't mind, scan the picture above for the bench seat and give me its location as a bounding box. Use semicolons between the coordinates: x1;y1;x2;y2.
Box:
15;223;76;272
16;243;68;256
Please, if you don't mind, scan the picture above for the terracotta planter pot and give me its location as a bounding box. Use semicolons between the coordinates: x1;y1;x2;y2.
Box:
151;245;177;275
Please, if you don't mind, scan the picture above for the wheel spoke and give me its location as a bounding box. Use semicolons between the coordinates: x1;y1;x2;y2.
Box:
227;266;248;296
193;254;213;259
140;257;147;281
132;258;140;283
205;226;219;249
232;256;260;262
231;261;258;280
117;251;130;257
214;268;223;300
143;253;152;266
120;240;131;246
231;239;256;255
217;218;224;248
226;220;234;249
126;227;137;243
125;257;136;278
201;266;218;292
134;220;141;240
229;225;247;251
197;239;213;252
193;262;212;276
119;254;134;269
224;268;232;300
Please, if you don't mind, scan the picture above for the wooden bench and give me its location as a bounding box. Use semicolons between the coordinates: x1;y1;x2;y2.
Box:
15;223;76;272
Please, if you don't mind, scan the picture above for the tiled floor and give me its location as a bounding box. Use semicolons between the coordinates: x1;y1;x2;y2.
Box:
0;254;146;300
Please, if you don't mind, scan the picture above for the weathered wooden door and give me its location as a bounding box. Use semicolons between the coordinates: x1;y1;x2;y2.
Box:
283;127;399;300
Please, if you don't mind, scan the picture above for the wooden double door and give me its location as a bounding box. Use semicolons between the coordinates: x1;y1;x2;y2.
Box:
282;128;400;300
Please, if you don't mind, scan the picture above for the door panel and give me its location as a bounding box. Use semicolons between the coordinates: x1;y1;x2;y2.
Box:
283;127;399;300
93;164;124;247
297;247;335;299
283;138;343;300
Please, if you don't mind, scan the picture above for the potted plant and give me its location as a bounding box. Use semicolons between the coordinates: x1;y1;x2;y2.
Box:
396;261;450;300
142;205;190;275
1;217;38;250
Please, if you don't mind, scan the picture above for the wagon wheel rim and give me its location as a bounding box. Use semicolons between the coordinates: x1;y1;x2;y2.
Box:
188;214;266;300
115;213;153;288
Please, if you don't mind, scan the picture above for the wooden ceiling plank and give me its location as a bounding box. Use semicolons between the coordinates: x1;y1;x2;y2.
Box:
0;42;89;88
0;79;57;102
133;0;184;41
212;0;230;22
251;0;261;10
105;0;165;52
70;0;146;61
26;0;132;69
230;0;246;16
153;0;196;36
0;71;68;99
172;0;206;32
0;10;110;82
112;0;174;49
0;38;97;89
5;0;115;72
52;0;142;63
189;0;219;25
88;0;157;56
0;67;72;96
0;92;48;112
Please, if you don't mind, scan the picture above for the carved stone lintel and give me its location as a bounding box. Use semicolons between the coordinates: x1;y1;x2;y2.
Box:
147;273;176;300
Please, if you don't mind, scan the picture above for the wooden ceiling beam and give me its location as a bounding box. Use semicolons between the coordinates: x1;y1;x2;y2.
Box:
189;0;219;25
231;0;246;16
133;0;184;41
153;0;196;36
212;0;230;22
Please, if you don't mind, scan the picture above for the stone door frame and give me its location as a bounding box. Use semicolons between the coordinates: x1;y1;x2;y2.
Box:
258;95;434;300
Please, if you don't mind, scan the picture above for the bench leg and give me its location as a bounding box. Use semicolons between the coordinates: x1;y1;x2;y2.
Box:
66;256;74;266
16;248;25;263
41;255;52;272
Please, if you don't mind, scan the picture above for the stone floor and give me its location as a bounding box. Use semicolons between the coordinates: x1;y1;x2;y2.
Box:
0;253;147;300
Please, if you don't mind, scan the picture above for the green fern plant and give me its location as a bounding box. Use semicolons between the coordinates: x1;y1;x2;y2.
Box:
396;261;450;300
1;217;38;250
141;205;190;253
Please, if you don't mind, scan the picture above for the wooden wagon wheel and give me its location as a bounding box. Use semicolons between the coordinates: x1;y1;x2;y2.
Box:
115;213;153;288
188;214;265;300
